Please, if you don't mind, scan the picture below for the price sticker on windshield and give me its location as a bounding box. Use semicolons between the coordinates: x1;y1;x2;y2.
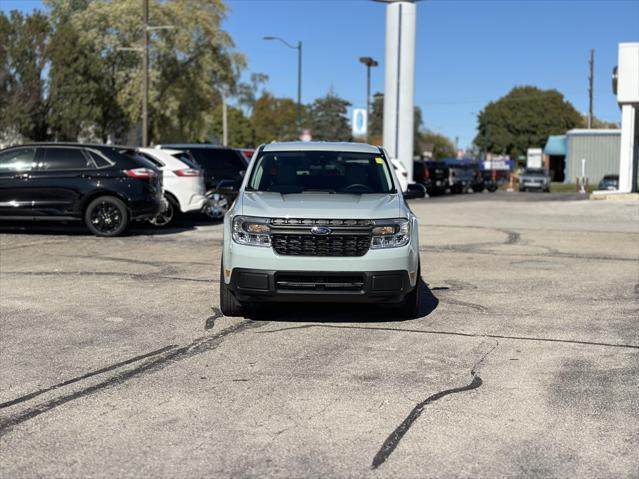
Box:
375;157;384;164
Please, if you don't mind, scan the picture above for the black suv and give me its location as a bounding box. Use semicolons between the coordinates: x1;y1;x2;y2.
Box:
158;144;247;204
413;160;450;195
0;143;163;236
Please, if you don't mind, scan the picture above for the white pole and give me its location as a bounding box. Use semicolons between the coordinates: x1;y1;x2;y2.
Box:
383;1;416;182
580;158;586;193
618;104;637;192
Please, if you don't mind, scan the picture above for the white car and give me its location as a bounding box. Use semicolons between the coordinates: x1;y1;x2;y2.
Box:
390;158;409;192
139;148;207;225
220;142;424;318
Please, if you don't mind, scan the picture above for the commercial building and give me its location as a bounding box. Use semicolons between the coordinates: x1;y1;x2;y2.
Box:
544;130;621;185
564;129;621;185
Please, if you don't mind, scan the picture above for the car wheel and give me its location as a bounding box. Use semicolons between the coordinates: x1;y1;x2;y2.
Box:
219;262;243;317
398;264;421;319
204;193;229;220
84;196;129;237
488;185;498;193
149;195;177;227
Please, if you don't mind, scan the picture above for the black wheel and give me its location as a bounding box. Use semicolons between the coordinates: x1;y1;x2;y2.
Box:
487;184;498;193
219;262;243;317
84;196;129;237
398;264;421;318
149;195;177;227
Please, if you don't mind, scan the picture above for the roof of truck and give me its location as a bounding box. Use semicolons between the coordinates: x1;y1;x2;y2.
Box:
262;141;381;154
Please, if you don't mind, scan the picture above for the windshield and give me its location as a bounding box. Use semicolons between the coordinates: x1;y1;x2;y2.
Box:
246;151;396;194
523;168;546;176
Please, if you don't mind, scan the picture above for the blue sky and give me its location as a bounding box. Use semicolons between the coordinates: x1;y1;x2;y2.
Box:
2;0;639;148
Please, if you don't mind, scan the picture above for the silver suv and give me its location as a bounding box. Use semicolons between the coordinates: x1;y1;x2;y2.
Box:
220;142;422;317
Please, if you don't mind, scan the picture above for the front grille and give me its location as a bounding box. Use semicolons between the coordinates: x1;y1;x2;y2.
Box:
272;234;371;256
276;274;365;291
270;218;372;257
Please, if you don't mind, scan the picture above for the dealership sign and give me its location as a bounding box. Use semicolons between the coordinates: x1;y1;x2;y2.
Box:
352;109;367;136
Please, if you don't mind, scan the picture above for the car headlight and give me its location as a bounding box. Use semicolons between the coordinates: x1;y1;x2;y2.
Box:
232;216;271;247
370;219;410;249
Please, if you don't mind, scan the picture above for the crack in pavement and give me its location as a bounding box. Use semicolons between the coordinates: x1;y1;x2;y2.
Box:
0;320;265;437
371;340;499;469
256;324;639;350
0;345;178;410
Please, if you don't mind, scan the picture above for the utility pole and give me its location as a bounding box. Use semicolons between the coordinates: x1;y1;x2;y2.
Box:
263;36;303;136
116;3;172;147
222;90;228;146
142;0;149;147
588;49;594;129
359;57;379;144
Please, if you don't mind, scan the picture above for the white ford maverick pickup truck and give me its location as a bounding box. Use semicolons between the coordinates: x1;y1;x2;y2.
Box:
220;142;423;317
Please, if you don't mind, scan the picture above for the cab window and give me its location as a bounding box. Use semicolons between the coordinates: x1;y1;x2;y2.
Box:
41;148;93;171
0;148;37;173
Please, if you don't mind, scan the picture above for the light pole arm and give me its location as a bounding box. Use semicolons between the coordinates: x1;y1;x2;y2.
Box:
264;36;299;51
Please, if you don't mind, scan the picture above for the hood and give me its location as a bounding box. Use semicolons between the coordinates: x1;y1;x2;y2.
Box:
240;191;402;219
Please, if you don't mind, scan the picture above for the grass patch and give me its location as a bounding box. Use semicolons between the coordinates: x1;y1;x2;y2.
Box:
550;182;594;193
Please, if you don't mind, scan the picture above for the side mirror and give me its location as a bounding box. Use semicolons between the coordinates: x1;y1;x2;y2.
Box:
403;183;427;199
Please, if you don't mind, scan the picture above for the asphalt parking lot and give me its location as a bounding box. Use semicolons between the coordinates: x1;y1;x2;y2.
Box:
1;191;638;478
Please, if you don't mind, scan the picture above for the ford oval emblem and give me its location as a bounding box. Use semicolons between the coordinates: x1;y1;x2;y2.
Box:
311;226;331;235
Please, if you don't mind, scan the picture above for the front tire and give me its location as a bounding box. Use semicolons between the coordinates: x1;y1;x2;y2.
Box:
84;196;129;237
219;263;243;317
399;265;421;318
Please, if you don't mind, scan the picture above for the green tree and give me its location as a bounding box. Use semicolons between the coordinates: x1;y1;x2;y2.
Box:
369;92;384;143
251;92;298;143
0;10;49;142
210;105;254;147
417;131;457;160
474;86;582;158
308;91;351;142
236;72;269;116
368;93;433;154
45;0;240;143
580;114;619;129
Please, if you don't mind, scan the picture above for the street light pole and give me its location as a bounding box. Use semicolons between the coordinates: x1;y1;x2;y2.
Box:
142;0;149;147
359;57;378;144
264;36;303;135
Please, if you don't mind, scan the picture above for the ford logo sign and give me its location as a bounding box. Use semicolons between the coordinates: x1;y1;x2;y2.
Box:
311;226;331;235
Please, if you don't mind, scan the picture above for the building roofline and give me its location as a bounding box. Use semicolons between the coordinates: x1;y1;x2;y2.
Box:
566;129;621;135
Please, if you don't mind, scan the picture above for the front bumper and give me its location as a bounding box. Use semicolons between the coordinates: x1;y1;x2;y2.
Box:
228;268;412;303
520;181;547;190
130;196;164;220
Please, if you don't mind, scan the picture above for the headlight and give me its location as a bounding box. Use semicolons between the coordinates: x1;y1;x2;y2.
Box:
370;219;410;249
232;216;271;247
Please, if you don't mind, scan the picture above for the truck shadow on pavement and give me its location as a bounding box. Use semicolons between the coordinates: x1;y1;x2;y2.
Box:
243;279;439;323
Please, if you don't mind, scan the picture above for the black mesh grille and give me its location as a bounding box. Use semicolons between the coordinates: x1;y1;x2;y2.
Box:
276;274;365;291
271;234;371;257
